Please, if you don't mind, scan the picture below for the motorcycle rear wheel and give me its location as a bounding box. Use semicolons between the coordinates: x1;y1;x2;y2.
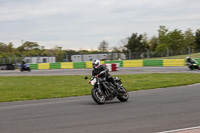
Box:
117;87;129;102
91;88;105;105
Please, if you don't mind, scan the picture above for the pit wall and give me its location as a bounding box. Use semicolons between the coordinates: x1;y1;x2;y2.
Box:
28;59;195;70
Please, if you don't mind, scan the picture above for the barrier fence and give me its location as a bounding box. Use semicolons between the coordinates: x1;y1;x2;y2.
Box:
26;59;199;70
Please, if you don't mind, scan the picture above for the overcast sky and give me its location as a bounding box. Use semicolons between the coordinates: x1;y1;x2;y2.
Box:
0;0;200;50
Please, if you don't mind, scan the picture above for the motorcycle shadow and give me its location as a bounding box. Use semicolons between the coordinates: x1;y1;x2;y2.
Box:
84;100;128;105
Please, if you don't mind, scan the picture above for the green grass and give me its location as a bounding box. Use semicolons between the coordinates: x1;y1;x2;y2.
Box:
1;73;200;102
146;52;200;59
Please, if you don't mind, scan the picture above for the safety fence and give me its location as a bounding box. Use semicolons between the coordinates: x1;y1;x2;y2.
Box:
27;59;200;70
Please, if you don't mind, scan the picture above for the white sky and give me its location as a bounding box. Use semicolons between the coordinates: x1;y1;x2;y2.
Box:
0;0;200;50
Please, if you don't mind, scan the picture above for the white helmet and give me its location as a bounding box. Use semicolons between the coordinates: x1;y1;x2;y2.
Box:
186;56;190;59
92;59;100;69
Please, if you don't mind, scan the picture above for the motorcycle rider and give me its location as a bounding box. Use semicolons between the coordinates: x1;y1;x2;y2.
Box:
21;60;26;69
185;56;199;69
92;59;125;93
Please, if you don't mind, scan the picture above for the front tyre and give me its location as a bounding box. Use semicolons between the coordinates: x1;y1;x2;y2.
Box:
189;65;193;70
91;88;105;105
117;87;129;102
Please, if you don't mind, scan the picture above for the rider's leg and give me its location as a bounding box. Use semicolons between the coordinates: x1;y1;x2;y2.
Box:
106;75;125;93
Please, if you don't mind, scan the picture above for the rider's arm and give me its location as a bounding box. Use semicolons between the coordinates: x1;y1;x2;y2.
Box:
192;59;197;63
102;65;109;73
186;59;191;65
99;65;109;75
92;70;95;77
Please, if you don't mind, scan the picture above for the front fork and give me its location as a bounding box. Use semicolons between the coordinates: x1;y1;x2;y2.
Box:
96;80;102;94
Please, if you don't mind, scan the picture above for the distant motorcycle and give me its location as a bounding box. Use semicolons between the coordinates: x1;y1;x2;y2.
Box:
187;61;200;70
85;75;129;104
19;64;31;72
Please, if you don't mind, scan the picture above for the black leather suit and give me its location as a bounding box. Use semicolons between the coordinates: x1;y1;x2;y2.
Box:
186;58;195;65
92;65;117;87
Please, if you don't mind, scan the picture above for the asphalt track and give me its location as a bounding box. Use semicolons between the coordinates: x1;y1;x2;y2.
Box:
0;66;200;133
0;66;200;76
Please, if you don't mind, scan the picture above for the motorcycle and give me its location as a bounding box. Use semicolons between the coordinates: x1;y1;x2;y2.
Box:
85;75;129;104
19;64;31;72
187;61;200;70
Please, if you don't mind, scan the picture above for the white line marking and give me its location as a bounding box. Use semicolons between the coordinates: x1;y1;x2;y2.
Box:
158;126;200;133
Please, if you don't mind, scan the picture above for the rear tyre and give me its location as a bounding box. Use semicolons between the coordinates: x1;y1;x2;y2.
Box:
117;87;129;102
91;88;105;105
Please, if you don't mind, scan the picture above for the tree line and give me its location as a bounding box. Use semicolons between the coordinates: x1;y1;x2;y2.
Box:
1;26;200;61
98;26;200;58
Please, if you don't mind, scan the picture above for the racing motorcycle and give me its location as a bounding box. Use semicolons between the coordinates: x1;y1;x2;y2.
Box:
85;75;129;104
19;64;31;72
187;61;200;70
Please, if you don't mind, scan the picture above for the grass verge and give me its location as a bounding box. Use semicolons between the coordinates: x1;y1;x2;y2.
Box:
1;73;200;102
143;52;200;59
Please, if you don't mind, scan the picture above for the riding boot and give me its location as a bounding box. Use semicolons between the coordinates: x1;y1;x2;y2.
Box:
114;82;126;93
107;75;126;93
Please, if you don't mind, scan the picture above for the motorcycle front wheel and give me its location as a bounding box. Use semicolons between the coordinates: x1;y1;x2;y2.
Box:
117;87;129;102
91;88;105;105
189;66;193;70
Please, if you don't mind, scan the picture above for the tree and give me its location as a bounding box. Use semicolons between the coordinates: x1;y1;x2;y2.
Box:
142;32;149;49
17;41;39;53
155;26;184;56
167;29;185;51
125;33;144;51
196;29;200;49
125;33;145;59
111;38;128;52
7;42;14;53
156;26;186;55
149;36;159;51
158;25;169;45
0;42;7;52
184;28;196;49
0;42;15;57
98;40;109;52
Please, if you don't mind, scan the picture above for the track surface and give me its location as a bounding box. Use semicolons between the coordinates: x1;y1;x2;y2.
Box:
0;67;200;133
0;66;200;76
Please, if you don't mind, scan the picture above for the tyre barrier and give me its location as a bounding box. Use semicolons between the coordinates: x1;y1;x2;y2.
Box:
28;59;199;70
104;63;120;72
